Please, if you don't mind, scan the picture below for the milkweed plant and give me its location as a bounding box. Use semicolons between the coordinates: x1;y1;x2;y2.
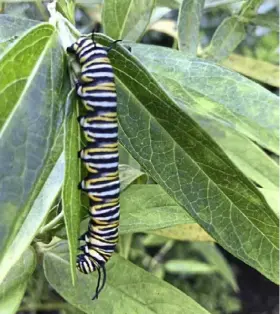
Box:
0;1;278;314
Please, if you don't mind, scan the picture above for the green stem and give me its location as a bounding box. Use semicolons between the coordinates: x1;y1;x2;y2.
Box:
149;240;174;271
35;0;49;21
39;210;64;235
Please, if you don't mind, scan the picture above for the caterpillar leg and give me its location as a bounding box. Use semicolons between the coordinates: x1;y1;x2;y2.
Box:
78;232;89;241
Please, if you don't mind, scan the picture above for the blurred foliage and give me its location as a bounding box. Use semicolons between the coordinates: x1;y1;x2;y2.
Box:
241;31;279;63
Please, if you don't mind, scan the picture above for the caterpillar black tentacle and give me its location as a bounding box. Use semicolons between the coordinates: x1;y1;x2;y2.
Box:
67;36;120;299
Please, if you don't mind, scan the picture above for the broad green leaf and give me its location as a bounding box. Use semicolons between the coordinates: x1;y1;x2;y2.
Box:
44;242;211;314
149;18;279;86
165;259;217;275
62;89;81;285
205;16;246;61
191;243;238;291
54;182;183;241
156;0;182;8
250;13;279;32
0;247;36;314
0;154;64;284
157;0;243;9
178;0;205;55
222;54;280;88
132;49;279;189
152;224;214;242
0;14;39;53
0;283;28;314
119;164;148;191
120;185;193;234
191;113;279;189
130;43;279;155
77;183;194;236
204;0;243;9
0;23;69;279
95;35;279;283
102;0;155;41
3;2;47;20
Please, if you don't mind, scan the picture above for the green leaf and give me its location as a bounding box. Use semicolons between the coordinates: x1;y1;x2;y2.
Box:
205;16;246;61
239;0;263;16
259;188;279;217
250;13;279;32
120;185;193;234
0;15;39;38
62;89;81;286
131;45;279;188
0;23;69;280
165;259;217;275
119;164;148;191
191;243;238;291
0;247;36;314
157;0;244;9
0;14;39;53
191;113;279;189
119;144;141;168
102;0;156;41
0;283;28;314
130;43;279;155
44;242;211;313
204;0;243;9
222;53;280;88
0;247;36;293
152;224;214;242
95;35;279;283
54;183;194;240
156;0;182;8
57;0;76;24
0;155;64;284
177;0;205;55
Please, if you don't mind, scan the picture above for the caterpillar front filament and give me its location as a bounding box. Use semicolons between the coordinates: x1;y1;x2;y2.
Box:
67;36;120;300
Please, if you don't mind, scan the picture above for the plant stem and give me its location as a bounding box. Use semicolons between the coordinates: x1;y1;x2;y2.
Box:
39;210;64;235
149;240;174;271
35;0;49;21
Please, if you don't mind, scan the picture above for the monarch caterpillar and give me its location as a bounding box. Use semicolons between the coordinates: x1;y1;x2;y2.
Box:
67;36;121;300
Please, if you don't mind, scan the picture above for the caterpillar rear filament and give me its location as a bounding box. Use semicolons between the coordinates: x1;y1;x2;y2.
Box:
67;36;120;300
